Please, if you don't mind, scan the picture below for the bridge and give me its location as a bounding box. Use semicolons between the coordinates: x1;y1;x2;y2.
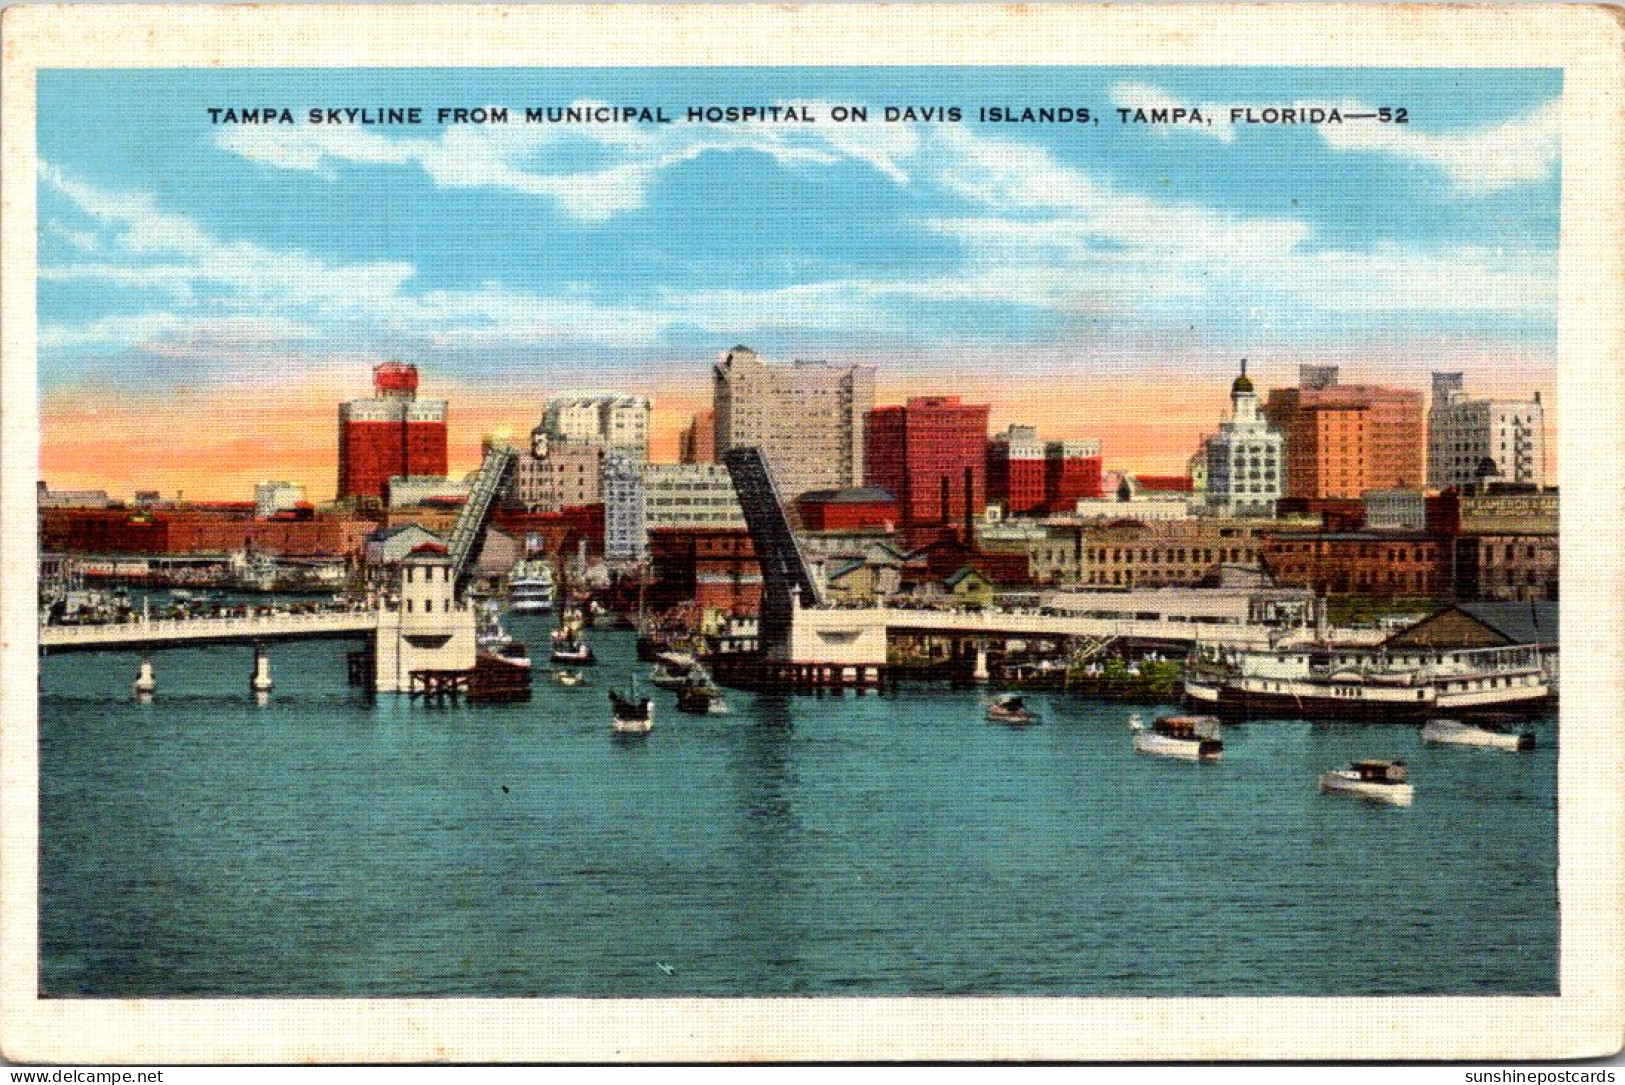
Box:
38;610;377;653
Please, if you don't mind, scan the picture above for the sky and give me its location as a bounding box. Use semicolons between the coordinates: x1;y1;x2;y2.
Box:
36;67;1562;500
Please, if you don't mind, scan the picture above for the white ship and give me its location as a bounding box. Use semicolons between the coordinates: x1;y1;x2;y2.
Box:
1184;642;1550;720
507;560;555;615
1319;760;1414;806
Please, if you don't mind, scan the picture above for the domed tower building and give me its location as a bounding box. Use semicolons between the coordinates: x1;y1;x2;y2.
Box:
1203;359;1285;518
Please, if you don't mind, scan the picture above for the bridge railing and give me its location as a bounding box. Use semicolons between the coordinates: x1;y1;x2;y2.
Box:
39;610;377;645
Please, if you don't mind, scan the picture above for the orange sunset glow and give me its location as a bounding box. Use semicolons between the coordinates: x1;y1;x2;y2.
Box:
39;365;1558;503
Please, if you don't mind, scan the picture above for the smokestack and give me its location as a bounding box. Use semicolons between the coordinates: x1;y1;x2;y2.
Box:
940;476;951;531
964;466;975;547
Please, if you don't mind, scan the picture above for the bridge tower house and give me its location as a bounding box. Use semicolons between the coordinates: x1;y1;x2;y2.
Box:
371;543;477;693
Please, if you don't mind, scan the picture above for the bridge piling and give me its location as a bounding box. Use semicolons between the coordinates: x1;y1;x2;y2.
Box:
250;645;273;694
132;655;156;698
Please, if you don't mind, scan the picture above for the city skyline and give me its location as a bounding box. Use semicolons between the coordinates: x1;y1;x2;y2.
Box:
37;67;1561;499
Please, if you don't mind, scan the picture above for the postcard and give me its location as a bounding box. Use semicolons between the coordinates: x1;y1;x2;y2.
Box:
2;2;1621;1065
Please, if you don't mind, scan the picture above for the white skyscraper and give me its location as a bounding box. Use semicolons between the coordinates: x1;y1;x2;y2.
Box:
1203;360;1285;518
541;392;651;459
1427;372;1546;489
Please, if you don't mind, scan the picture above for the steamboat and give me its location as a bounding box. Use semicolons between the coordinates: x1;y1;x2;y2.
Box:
1184;641;1550;720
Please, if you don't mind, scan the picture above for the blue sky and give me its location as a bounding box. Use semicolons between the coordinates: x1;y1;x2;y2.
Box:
37;65;1561;407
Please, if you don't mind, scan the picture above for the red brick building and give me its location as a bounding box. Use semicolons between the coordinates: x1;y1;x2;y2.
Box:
1262;532;1444;597
866;396;990;548
1044;441;1105;510
491;504;605;562
337;363;449;502
796;487;900;533
986;426;1047;515
40;507;373;558
648;527;761;615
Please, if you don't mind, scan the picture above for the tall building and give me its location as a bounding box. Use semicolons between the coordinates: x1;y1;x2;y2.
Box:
541;393;650;458
337;363;448;503
1263;364;1423;500
1427;371;1546;489
601;449;646;563
510;432;604;511
866;395;991;546
1043;439;1104;510
678;409;716;464
986;425;1047;515
1202;360;1285;517
712;345;875;501
642;463;745;530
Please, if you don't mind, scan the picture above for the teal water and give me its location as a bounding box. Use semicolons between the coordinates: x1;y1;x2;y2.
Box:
39;614;1557;997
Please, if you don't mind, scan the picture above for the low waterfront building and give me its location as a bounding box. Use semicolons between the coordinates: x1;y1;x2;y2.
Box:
387;474;471;508
796;487;899;533
37;482;111;509
1025;517;1292;588
1262;531;1446;598
820;548;905;605
944;565;996;609
490;505;606;564
40;505;374;559
1384;600;1558;651
364;523;447;567
1038;584;1316;636
1447;534;1559;602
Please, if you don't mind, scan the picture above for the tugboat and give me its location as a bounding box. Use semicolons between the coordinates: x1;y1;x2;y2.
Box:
1421;717;1535;751
986;694;1038;726
550;608;596;665
1319;760;1414;806
1132;714;1223;762
472;600;532;703
610;684;654;735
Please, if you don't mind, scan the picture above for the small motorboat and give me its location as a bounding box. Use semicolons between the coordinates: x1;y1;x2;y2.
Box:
650;652;698;691
1133;714;1222;762
551;630;596;665
554;670;584;686
986;695;1038;726
1319;760;1414;806
1421;717;1535;751
676;674;729;715
610;687;654;735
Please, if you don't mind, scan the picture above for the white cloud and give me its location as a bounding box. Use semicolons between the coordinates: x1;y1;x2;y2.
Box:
1317;97;1561;193
212;100;917;222
1104;81;1559;194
